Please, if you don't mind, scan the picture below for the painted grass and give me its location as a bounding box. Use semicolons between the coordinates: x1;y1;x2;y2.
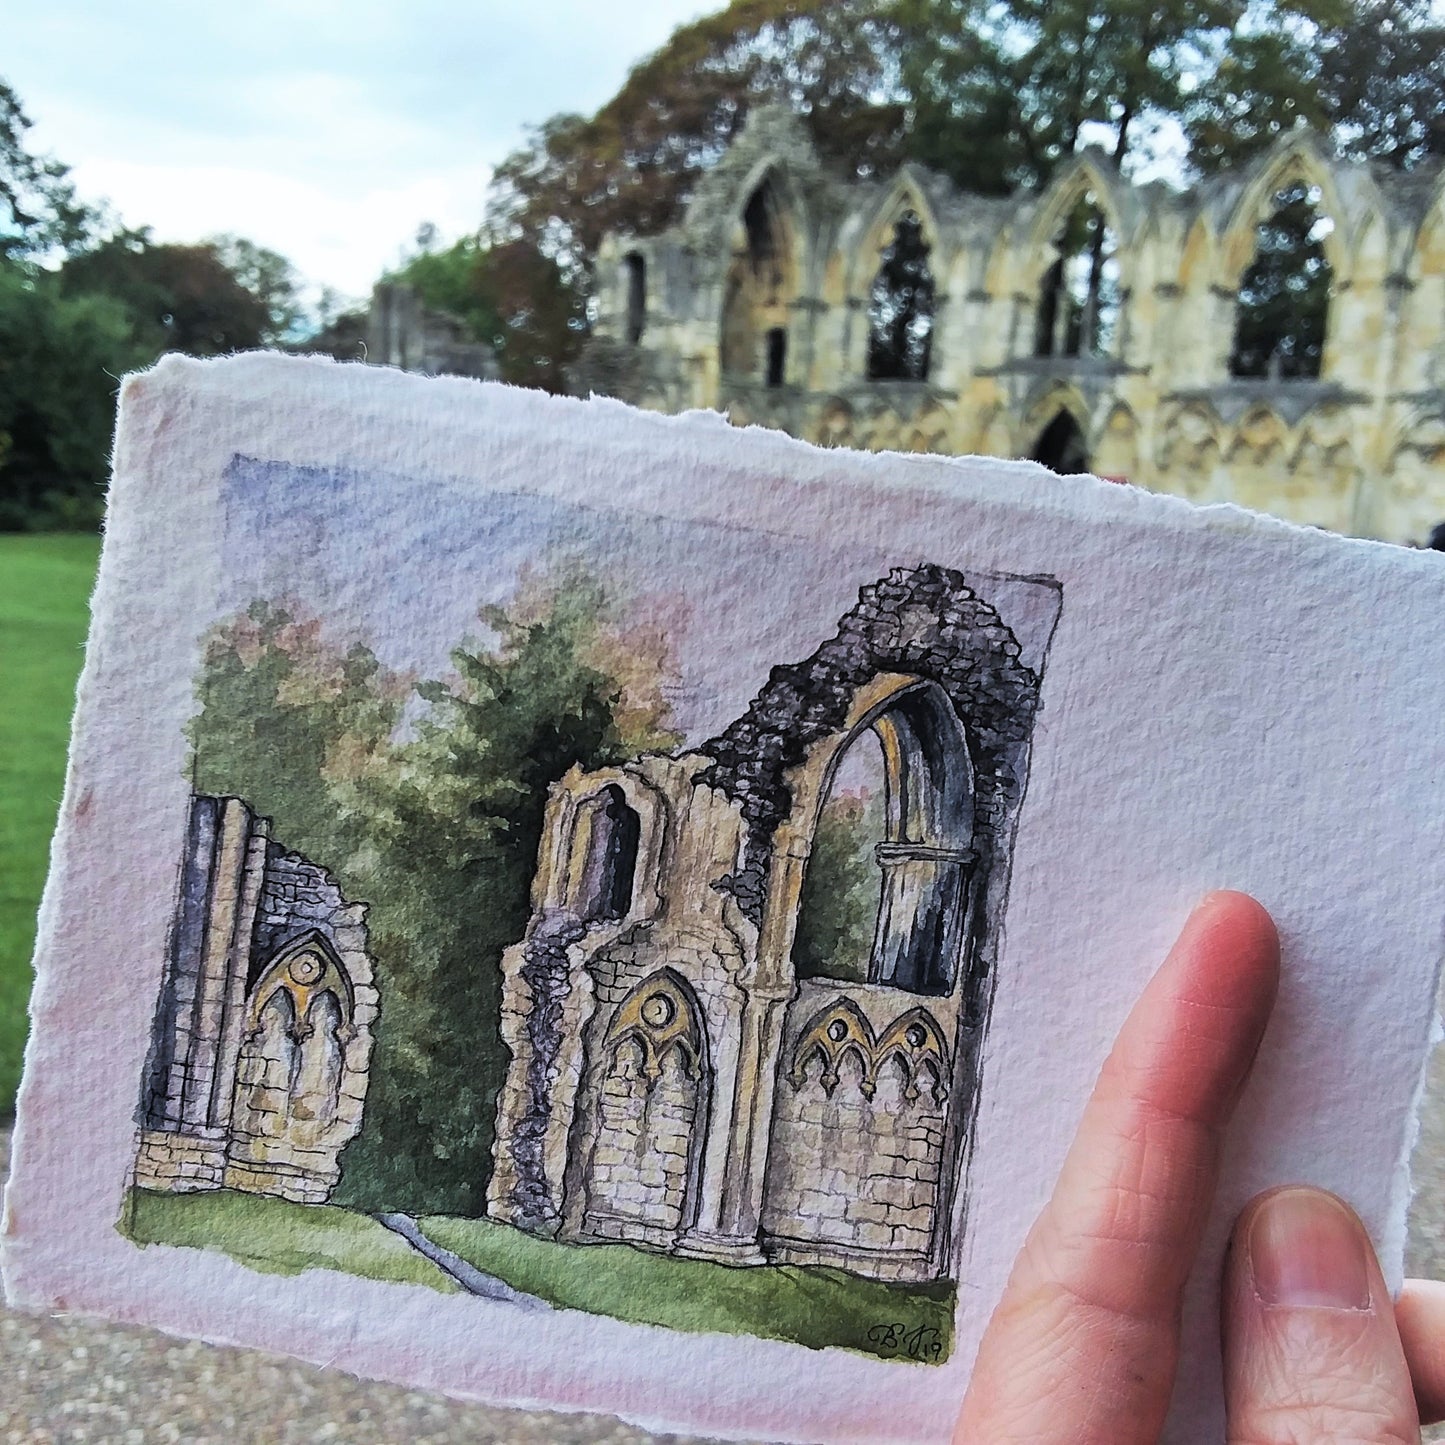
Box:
121;1187;459;1293
419;1215;955;1363
0;533;101;1117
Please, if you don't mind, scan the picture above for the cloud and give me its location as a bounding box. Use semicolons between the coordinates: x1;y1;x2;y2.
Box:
7;0;716;296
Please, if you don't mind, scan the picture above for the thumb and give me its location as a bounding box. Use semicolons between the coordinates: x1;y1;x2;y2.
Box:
1223;1186;1418;1444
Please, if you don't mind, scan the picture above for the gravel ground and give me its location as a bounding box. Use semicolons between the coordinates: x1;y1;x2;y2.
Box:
6;1033;1445;1445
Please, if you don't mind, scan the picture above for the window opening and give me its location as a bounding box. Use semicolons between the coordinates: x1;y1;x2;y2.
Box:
793;683;973;995
623;253;646;346
574;785;640;923
866;211;935;381
766;327;787;387
1035;191;1120;358
1230;180;1334;380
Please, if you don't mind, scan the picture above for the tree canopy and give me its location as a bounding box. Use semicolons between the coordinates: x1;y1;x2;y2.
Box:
485;0;1445;279
0;76;307;530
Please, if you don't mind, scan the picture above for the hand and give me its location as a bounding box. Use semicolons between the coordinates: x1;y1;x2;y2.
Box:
954;890;1445;1444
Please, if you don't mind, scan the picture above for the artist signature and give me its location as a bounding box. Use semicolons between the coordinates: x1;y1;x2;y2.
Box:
866;1322;944;1362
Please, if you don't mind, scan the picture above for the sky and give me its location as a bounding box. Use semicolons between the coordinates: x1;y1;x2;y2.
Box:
6;1;716;302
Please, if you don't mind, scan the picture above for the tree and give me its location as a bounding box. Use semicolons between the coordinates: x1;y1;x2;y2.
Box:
0;265;150;528
208;234;304;343
0;78;97;261
1187;0;1445;172
390;233;587;391
60;232;276;356
486;0;902;272
1228;180;1333;378
188;568;680;1215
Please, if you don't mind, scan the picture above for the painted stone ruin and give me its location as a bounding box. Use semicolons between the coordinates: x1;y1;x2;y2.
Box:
490;564;1055;1284
135;796;378;1204
132;562;1054;1289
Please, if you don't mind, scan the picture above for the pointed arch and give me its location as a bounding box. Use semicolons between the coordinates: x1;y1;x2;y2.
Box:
720;167;805;380
1221;136;1351;283
1030;409;1091;473
576;966;711;1245
1029;161;1128;359
846;169;945;301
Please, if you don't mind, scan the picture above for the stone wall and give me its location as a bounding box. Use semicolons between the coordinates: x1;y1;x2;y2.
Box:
583;1041;700;1247
135;795;377;1205
580;105;1445;545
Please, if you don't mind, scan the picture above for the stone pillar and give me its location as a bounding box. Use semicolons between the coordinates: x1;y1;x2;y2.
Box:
676;983;788;1265
136;796;268;1193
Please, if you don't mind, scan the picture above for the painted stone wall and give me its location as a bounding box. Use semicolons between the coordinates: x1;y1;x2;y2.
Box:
490;566;1059;1284
577;105;1445;546
135;795;377;1204
761;985;950;1282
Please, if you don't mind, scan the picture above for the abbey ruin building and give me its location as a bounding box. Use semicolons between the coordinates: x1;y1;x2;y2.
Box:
573;107;1445;546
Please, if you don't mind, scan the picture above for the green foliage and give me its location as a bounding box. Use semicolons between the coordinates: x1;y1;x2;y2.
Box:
793;790;885;984
0;262;151;530
0;533;99;1118
121;1188;459;1292
187;568;679;1215
486;0;904;271
59;232;277;357
390;232;587;391
0;75;308;530
0;78;98;262
1187;0;1445;172
420;1212;955;1360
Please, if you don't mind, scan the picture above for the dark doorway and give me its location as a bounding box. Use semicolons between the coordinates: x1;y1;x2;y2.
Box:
1031;411;1089;474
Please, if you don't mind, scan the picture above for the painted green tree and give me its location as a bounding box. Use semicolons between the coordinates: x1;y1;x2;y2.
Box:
187;568;679;1215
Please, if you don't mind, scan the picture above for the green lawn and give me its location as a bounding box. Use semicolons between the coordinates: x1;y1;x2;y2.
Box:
0;533;101;1118
419;1214;955;1363
121;1187;459;1293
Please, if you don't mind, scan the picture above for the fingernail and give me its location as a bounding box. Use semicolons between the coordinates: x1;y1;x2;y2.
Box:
1248;1188;1372;1310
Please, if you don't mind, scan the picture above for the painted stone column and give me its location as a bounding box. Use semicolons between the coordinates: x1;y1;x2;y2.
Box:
675;982;789;1264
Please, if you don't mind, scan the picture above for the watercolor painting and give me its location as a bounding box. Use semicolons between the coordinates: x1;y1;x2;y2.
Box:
119;451;1062;1364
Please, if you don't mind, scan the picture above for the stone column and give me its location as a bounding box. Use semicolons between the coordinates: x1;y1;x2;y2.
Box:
179;798;265;1132
676;982;784;1265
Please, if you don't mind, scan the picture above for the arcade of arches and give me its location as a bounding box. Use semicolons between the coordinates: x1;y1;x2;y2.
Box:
572;105;1445;546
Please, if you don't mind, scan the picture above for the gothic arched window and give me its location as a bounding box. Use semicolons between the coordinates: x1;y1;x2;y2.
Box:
1035;191;1121;359
794;682;974;996
866;211;935;381
573;785;641;923
721;177;796;378
1230;181;1334;380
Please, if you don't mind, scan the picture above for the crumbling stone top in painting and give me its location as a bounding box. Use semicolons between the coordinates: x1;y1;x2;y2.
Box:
695;564;1041;925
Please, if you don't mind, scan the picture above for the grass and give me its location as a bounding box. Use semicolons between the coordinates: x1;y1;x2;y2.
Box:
418;1215;955;1363
0;533;101;1118
120;1187;459;1293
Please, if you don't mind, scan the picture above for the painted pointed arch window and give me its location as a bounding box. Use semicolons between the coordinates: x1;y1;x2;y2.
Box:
866;210;936;381
1035;190;1122;359
570;784;641;924
793;681;974;996
1230;180;1335;380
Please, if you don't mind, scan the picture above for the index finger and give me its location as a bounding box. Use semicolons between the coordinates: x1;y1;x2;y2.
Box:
955;891;1280;1445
